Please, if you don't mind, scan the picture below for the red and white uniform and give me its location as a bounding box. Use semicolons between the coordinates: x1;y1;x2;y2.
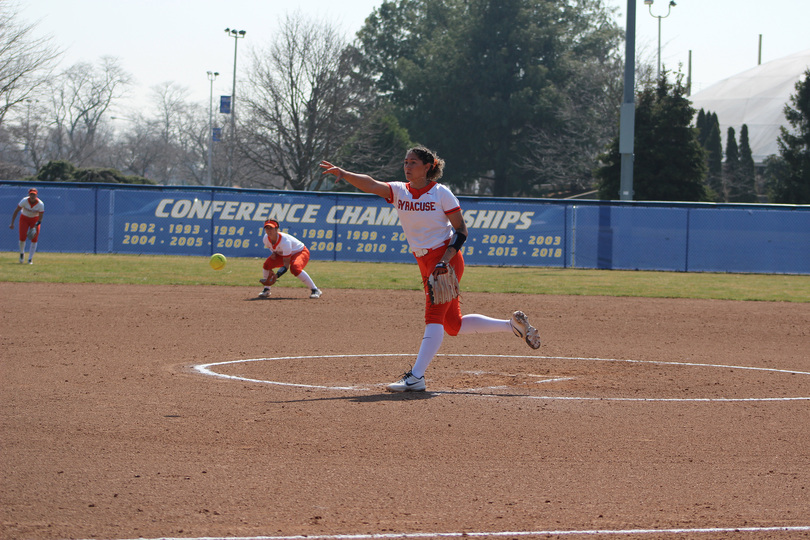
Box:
16;196;44;242
262;231;310;276
385;181;459;252
386;181;465;335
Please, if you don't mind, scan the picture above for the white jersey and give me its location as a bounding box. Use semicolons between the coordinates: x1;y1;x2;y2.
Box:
386;181;461;251
18;197;44;217
263;232;306;257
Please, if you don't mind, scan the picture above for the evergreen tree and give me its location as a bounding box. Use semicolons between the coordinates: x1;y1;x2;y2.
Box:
737;124;758;202
29;160;154;184
595;71;709;201
763;154;790;201
333;106;415;190
705;113;723;200
767;69;810;203
723;127;739;202
357;0;624;197
696;108;708;146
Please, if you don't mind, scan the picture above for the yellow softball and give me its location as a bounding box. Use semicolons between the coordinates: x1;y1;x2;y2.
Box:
209;253;227;271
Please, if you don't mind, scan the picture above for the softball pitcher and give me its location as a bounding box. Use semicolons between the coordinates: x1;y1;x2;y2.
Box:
320;146;541;392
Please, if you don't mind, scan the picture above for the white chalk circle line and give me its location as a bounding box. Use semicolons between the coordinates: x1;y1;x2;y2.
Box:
192;353;810;402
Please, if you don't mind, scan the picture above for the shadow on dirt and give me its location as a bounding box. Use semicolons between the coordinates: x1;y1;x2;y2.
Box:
266;389;531;404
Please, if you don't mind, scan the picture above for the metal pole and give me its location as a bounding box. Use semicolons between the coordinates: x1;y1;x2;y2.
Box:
657;16;662;76
231;36;237;149
619;0;636;201
207;71;218;186
687;50;692;96
224;29;245;185
228;36;237;185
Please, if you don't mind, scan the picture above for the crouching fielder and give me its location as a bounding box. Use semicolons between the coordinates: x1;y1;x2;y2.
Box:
320;146;541;393
258;219;322;299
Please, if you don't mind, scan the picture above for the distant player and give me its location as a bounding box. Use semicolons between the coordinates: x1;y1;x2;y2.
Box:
258;219;322;299
10;188;44;264
320;146;541;392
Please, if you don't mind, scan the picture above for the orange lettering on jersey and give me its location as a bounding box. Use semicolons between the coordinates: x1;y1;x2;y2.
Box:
398;200;437;212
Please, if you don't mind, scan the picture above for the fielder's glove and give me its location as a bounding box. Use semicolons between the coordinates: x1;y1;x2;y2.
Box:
427;262;459;305
26;227;37;240
259;273;278;286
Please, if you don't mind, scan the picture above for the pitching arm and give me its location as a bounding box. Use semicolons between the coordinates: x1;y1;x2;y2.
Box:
320;161;392;199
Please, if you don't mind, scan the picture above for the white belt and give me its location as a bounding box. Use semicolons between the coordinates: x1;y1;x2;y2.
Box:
412;240;450;258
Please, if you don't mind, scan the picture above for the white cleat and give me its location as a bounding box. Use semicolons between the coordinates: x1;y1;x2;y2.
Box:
309;288;322;299
386;370;426;392
258;288;271;298
510;311;541;349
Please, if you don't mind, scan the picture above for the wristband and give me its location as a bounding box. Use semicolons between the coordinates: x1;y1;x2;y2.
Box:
450;231;467;251
275;266;288;279
36;221;41;226
433;261;449;275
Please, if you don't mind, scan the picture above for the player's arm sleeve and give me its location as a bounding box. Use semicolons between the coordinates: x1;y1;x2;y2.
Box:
383;182;395;204
439;185;461;215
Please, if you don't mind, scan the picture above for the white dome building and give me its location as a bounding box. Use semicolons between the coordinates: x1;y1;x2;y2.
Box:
689;49;810;164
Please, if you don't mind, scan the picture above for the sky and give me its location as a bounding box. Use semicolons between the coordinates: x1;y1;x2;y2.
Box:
15;0;810;115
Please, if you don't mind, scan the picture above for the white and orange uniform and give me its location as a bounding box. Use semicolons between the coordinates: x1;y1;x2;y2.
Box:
262;231;310;276
385;181;465;336
16;196;44;242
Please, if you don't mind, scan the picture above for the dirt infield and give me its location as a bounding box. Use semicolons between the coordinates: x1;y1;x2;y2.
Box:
2;282;809;540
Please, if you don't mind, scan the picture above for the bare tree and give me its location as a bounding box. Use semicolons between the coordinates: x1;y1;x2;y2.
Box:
331;103;413;187
47;57;131;166
104;102;207;186
22;99;43;170
5;97;50;172
152;82;190;141
516;41;661;197
171;101;225;186
0;1;61;125
100;82;242;186
145;82;192;183
519;55;623;195
106;92;234;186
104;113;162;178
241;12;373;190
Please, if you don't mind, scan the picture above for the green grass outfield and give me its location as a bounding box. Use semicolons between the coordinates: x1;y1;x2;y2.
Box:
2;252;809;302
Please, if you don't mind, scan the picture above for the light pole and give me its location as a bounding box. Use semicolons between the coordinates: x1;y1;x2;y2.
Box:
619;0;637;201
224;28;246;184
644;0;676;77
207;70;219;186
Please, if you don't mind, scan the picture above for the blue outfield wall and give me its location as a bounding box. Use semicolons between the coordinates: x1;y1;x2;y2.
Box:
2;181;809;274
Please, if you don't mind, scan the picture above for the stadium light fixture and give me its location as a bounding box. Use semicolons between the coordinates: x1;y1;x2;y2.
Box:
646;0;677;77
223;28;246;184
